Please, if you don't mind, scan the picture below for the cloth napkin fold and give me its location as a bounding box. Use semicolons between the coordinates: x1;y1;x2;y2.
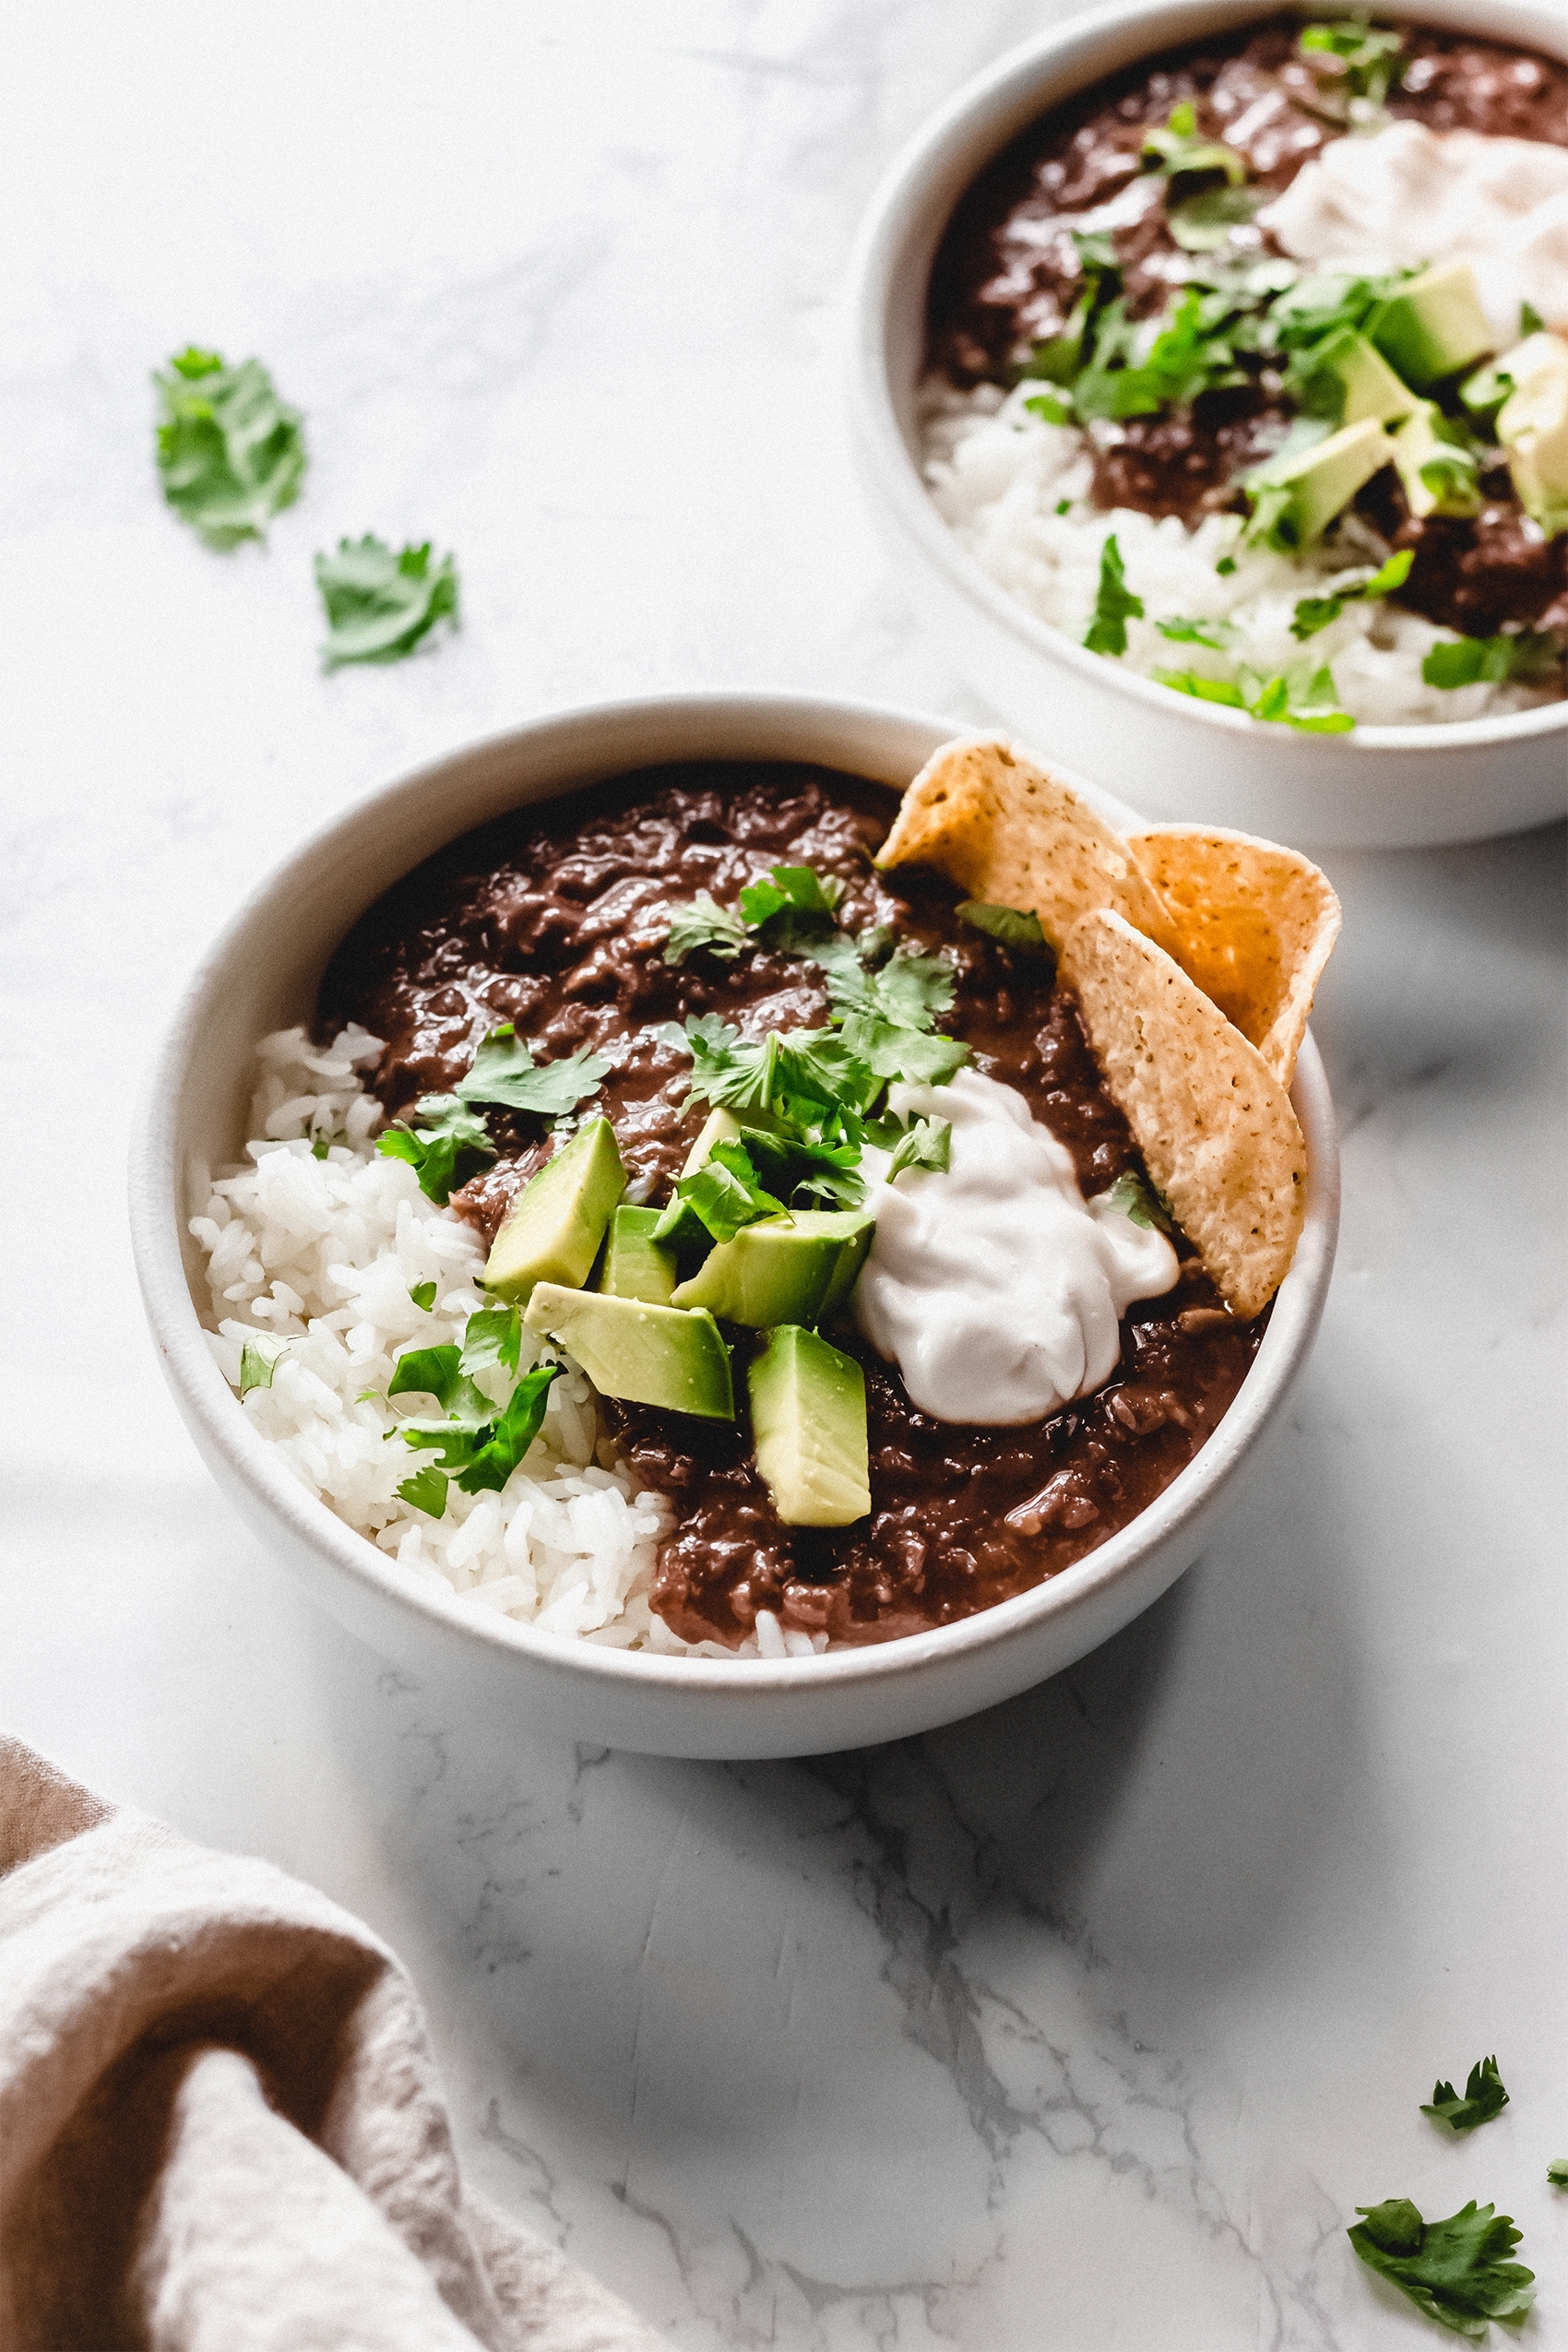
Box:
0;1736;667;2352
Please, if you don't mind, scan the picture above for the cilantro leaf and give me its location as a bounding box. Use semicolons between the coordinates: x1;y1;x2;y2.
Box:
1548;2159;1568;2188
663;891;749;965
1290;549;1414;640
154;347;306;549
837;1016;968;1087
387;1345;493;1425
653;1141;787;1247
1422;634;1559;690
885;1116;952;1182
397;1467;448;1516
1422;2057;1510;2135
408;1280;437;1312
1085;534;1144;657
1157;664;1356;732
1142;101;1246;186
1348;2197;1534;2338
737;1124;866;1212
1168;184;1265;252
377;1096;496;1204
457;1304;522;1380
1521;300;1546;338
1154;669;1248;708
1105;1170;1172;1231
1157;614;1235;648
956;901;1049;952
825;947;954;1034
239;1338;285;1396
450;1364;562;1494
315;535;459;670
738;864;845;927
1299;20;1405;113
456;1025;610;1119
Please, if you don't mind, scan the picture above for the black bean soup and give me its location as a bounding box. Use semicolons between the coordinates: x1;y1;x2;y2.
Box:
322;766;1263;1649
927;15;1568;644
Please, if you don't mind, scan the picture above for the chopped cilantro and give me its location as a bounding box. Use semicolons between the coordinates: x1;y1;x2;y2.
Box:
1055;496;1072;516
1290;548;1413;639
397;1467;448;1516
1521;300;1545;338
664;862;846;967
1105;1170;1172;1231
315;535;459;669
377;1097;496;1204
1299;20;1405;112
1422;2057;1510;2135
239;1338;284;1396
738;1124;866;1212
1141;101;1246;185
1348;2197;1533;2338
154;347;306;549
654;1140;787;1247
737;863;845;928
1216;554;1238;576
392;1336;563;1503
1155;669;1248;708
457;1303;522;1380
1024;389;1075;427
1548;2159;1568;2189
956;901;1049;952
885;1116;952;1182
311;1136;330;1161
1419;439;1482;509
455;1024;610;1119
664;891;749;964
1157;666;1356;731
1168;184;1265;253
1157;614;1234;649
408;1280;437;1312
1085;535;1144;656
450;1365;563;1494
1422;633;1558;690
387;1345;493;1423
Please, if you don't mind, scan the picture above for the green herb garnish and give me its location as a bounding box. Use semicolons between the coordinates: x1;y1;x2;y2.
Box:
396;1467;449;1516
315;535;459;669
1299;20;1405;113
1156;666;1356;732
1105;1170;1172;1231
664;891;750;963
1422;633;1559;690
1290;548;1414;639
956;901;1049;952
1347;2197;1533;2338
1548;2159;1568;2188
1085;534;1145;656
389;1318;561;1509
377;1097;497;1205
1422;2058;1510;2135
1520;300;1546;338
1168;184;1265;253
664;861;846;967
154;347;306;549
1141;101;1246;186
1157;614;1235;649
885;1115;952;1182
456;1303;523;1379
1216;555;1237;576
239;1338;285;1396
455;1025;610;1120
408;1281;437;1312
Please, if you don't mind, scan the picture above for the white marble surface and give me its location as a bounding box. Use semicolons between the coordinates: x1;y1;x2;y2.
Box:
3;5;1565;2345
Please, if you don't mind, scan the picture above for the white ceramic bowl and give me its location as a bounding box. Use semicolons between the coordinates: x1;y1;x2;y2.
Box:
130;692;1339;1759
847;0;1568;850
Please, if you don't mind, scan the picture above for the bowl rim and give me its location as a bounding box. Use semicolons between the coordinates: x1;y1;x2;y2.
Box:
845;0;1568;759
129;687;1341;1696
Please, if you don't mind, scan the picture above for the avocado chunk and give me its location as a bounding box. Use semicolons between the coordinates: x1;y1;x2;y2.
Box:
670;1210;875;1328
523;1284;734;1419
597;1205;679;1305
1497;332;1568;537
748;1325;870;1527
1389;401;1482;519
1248;416;1392;548
1370;262;1494;391
681;1107;744;1176
1300;328;1419;427
482;1117;624;1305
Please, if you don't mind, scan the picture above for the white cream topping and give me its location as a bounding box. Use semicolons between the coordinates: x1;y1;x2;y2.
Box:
1259;122;1568;345
852;1068;1179;1426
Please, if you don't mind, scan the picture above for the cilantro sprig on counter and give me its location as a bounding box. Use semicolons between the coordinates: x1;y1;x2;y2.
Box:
1348;2198;1534;2337
155;348;307;549
387;1303;559;1515
378;1026;609;1203
1422;2057;1510;2135
315;535;459;669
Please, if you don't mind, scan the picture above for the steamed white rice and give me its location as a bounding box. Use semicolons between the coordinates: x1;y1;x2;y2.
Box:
189;1026;828;1658
921;378;1557;728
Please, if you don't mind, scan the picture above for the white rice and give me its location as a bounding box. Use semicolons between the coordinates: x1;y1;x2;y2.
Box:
189;1026;828;1658
920;377;1557;728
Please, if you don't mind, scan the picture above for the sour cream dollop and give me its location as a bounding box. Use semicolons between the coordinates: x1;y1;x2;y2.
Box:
1258;121;1568;344
852;1068;1179;1426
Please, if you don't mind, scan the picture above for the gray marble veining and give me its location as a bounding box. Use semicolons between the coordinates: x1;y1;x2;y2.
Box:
2;5;1564;2346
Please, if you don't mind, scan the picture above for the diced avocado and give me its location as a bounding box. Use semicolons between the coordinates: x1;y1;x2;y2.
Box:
1370;262;1494;391
748;1325;870;1527
1301;328;1420;427
483;1117;624;1305
523;1284;734;1419
1497;332;1568;537
1389;401;1482;519
1249;416;1392;547
671;1210;875;1328
597;1206;678;1305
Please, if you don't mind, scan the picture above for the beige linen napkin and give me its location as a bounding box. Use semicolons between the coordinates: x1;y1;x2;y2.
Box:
0;1737;667;2352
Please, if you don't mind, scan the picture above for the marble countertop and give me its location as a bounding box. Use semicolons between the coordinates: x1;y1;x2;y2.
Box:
4;4;1564;2345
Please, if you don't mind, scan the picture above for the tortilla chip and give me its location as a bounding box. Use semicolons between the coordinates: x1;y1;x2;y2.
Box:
878;734;1173;954
1061;909;1307;1319
1126;826;1340;1088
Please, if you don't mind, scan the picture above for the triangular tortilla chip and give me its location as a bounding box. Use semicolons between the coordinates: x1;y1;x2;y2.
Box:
1126;826;1340;1088
877;734;1172;954
1061;909;1307;1319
